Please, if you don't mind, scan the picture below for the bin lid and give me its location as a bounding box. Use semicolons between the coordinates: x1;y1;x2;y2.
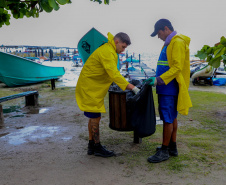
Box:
108;89;129;94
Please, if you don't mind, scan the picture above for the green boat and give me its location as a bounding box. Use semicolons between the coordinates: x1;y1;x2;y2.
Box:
77;27;121;70
77;27;108;64
0;51;65;87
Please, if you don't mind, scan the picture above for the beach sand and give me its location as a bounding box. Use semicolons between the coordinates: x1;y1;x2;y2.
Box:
0;82;225;185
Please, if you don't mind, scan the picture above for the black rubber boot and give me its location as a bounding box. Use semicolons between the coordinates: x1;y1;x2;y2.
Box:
94;143;115;158
147;148;170;163
87;140;95;155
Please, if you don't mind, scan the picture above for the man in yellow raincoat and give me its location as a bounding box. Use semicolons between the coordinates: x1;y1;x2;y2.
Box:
146;19;192;163
76;32;139;158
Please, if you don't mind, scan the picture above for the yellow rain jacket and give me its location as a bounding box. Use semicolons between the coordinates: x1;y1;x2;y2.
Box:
160;34;192;115
75;33;129;113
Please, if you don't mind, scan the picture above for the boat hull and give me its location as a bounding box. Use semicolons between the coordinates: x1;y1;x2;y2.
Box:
0;51;65;87
77;27;108;64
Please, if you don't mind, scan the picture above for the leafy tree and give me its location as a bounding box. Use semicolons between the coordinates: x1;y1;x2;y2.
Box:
0;0;110;28
195;36;226;70
90;0;110;4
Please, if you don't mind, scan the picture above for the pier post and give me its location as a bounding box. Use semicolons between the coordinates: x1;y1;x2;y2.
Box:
41;49;44;56
49;49;53;61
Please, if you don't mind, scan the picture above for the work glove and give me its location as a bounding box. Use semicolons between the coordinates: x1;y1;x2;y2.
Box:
132;86;140;95
143;77;157;86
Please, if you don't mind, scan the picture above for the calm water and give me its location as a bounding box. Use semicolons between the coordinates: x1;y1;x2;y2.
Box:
43;52;201;87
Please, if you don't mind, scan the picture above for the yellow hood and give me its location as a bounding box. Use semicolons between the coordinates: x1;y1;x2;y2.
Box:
176;34;190;46
107;32;116;51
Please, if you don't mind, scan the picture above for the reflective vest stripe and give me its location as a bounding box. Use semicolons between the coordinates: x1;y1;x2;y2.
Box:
157;61;169;66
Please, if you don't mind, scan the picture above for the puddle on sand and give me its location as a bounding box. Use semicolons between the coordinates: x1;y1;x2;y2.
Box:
1;126;60;145
0;132;9;137
3;106;24;118
26;108;49;114
61;137;72;141
11;115;24;118
3;106;21;113
3;106;49;115
39;108;49;114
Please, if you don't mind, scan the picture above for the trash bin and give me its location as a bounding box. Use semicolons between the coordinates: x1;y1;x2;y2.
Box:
108;80;156;138
108;89;133;131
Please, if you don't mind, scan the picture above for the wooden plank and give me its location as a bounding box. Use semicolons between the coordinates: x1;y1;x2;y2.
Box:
120;94;127;129
0;91;38;103
0;91;39;127
114;94;120;129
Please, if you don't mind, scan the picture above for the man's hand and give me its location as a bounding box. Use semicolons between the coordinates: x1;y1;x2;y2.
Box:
126;84;140;94
143;77;157;86
132;86;140;94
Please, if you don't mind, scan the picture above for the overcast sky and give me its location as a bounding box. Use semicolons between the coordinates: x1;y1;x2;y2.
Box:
0;0;226;54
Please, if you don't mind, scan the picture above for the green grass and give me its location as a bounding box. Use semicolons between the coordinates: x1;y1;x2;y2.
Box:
1;85;225;175
99;89;226;174
0;85;76;107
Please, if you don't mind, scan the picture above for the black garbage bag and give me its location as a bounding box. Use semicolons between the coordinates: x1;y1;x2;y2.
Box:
127;82;156;138
109;79;156;138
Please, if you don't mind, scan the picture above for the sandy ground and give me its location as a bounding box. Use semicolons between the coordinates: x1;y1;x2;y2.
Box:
0;83;225;185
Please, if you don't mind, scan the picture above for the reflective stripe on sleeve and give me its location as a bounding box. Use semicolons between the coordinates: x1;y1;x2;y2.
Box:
157;61;169;66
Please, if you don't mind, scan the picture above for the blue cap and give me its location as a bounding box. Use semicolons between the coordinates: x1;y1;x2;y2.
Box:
151;19;173;37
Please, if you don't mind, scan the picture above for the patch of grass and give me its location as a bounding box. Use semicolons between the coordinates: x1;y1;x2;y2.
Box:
99;89;226;174
166;157;189;172
7;86;222;175
31;87;225;175
0;89;28;108
37;87;77;106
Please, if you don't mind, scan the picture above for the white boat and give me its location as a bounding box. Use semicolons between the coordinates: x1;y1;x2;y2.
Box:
215;63;226;76
191;65;215;85
25;57;44;64
71;54;83;67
